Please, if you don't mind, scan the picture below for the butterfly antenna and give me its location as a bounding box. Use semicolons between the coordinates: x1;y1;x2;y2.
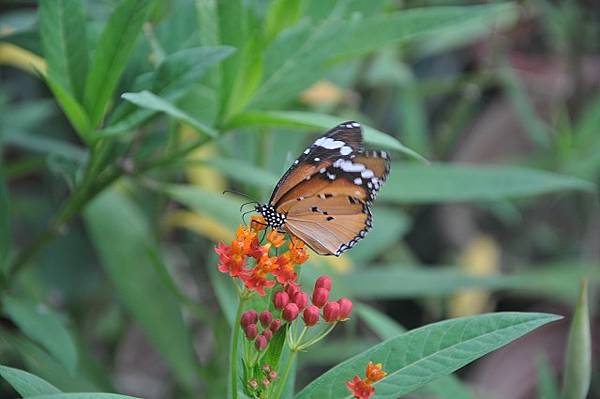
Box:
222;190;261;211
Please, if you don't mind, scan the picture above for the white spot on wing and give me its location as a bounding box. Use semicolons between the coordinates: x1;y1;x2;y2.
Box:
361;169;374;178
315;137;345;149
340;146;352;156
354;178;362;185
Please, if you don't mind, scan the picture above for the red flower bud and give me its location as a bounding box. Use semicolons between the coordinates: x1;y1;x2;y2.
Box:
273;291;289;310
293;291;308;310
269;371;278;380
303;305;320;326
282;303;299;321
259;310;273;327
248;379;258;389
337;297;353;320
286;283;300;298
312;287;329;308
323;301;340;322
262;329;273;341
270;319;282;332
262;378;270;387
255;335;268;351
240;310;258;328
315;275;332;291
244;323;258;339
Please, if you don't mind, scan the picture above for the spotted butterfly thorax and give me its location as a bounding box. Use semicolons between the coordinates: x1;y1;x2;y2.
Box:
255;121;390;256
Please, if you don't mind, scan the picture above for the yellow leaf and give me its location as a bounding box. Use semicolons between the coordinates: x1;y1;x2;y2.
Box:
448;234;500;317
300;80;355;107
161;210;232;242
0;43;46;74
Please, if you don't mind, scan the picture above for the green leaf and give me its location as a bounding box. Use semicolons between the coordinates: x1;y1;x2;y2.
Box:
335;3;518;58
561;280;591;399
226;110;426;161
102;46;234;136
0;329;97;391
381;163;594;203
355;304;474;399
0;365;61;396
0;171;10;273
39;0;89;102
84;189;197;390
83;0;152;126
2;297;78;373
17;394;141;399
121;91;218;137
341;263;599;300
537;355;560;399
295;312;561;399
44;75;92;141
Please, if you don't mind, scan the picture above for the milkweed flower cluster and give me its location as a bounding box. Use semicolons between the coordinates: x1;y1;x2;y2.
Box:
215;218;354;399
215;216;309;295
346;361;388;399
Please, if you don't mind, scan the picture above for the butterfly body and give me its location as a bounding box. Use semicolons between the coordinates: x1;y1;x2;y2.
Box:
257;121;390;256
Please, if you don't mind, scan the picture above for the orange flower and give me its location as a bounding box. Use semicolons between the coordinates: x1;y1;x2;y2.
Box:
267;230;286;248
346;375;375;399
346;361;386;399
289;237;309;264
273;253;298;285
365;362;387;383
250;215;267;232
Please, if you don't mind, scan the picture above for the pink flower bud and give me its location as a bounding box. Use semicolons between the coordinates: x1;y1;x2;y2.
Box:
269;371;278;380
273;291;289;310
248;379;258;389
303;305;320;326
315;275;332;291
270;319;282;332
293;291;308;310
282;303;299;322
262;364;271;373
337;297;353;320
240;310;258;328
312;287;329;308
244;323;258;339
262;378;270;387
259;310;273;327
262;329;273;341
286;283;300;298
255;335;268;351
323;301;340;323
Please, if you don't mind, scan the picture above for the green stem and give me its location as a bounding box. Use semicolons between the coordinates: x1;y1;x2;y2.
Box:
230;296;247;399
273;349;297;399
297;322;337;351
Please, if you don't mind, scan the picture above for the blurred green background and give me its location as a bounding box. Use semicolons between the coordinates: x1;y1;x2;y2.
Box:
0;0;598;398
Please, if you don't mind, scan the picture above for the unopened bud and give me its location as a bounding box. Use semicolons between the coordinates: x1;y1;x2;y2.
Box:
270;319;282;332
323;301;340;322
293;291;308;310
312;287;329;308
303;305;320;326
255;335;268;351
282;303;299;322
273;291;289;310
315;275;332;291
262;329;273;341
240;310;258;328
244;323;258;339
259;310;273;327
337;297;353;320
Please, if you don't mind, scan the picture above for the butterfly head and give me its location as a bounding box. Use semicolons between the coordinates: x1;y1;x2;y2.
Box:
255;204;287;228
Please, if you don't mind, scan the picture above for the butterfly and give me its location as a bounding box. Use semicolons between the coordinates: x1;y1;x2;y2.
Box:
254;121;390;256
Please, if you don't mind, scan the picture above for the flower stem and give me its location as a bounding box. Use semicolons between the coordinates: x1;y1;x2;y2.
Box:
273;348;297;399
230;296;247;399
297;322;337;351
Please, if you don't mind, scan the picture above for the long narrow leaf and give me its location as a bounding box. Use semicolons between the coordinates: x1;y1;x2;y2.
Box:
295;312;560;399
0;365;61;397
84;0;152;126
84;189;198;390
39;0;89;101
